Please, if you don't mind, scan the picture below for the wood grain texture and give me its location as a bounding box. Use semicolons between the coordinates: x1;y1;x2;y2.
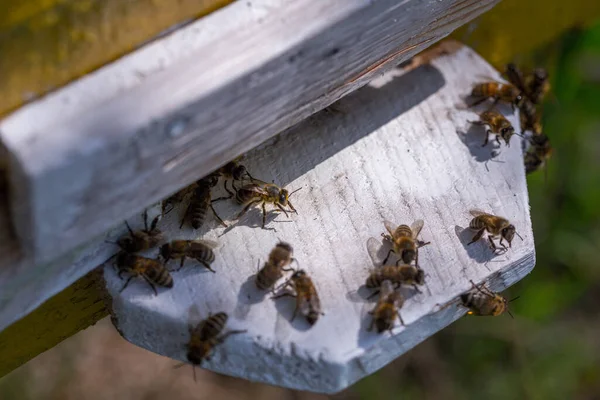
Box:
103;44;536;393
0;0;233;117
0;0;499;265
0;270;107;378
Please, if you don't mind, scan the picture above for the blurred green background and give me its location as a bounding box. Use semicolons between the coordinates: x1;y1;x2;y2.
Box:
2;12;600;400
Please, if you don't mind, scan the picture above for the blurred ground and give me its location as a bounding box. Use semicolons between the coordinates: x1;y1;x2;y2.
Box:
1;16;600;400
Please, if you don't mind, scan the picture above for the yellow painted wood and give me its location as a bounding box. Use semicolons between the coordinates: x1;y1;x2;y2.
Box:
453;0;600;67
0;270;107;378
0;0;234;117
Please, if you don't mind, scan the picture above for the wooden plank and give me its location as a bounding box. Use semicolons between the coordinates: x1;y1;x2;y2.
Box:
102;44;536;393
0;0;499;265
0;0;233;117
0;270;107;378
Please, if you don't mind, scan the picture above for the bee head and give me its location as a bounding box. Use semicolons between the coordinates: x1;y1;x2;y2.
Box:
198;175;219;189
159;243;171;260
292;270;307;279
117;237;135;253
276;242;293;253
502;224;516;246
375;320;391;333
186;350;204;366
500;126;515;145
401;249;416;264
232;165;248;181
279;189;289;206
415;268;425;285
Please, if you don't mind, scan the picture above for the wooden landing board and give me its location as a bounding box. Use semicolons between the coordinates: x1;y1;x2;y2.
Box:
103;44;536;393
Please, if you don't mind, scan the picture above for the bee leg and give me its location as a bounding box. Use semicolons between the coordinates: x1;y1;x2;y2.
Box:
271;292;295;300
223;179;234;197
397;311;405;326
142;209;149;231
149;214;161;231
261;201;268;229
412;284;422;294
124;220;135;237
209;203;228;227
287;199;298;214
467;229;485;245
236;199;261;220
382;249;394;265
200;260;216;273
142;275;159;296
180;203;192;229
176;256;186;271
119;276;136;293
276;203;290;218
481;131;490;147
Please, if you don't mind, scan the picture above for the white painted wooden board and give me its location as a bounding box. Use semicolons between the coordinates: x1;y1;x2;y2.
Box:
103;44;536;393
0;0;499;266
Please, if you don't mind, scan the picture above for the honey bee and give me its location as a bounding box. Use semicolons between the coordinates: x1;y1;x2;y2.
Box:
470;81;524;110
115;252;173;295
235;180;300;229
181;178;227;229
116;211;163;253
162;184;197;216
273;270;322;325
217;157;255;196
505;63;550;105
381;219;430;266
524;133;553;175
368;280;405;333
365;264;425;292
467;209;522;252
519;98;543;135
160;239;219;273
186;312;246;367
255;242;296;291
468;109;516;147
461;280;511;317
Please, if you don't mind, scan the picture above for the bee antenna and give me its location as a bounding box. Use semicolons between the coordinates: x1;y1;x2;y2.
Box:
289;187;302;197
509;296;520;303
515;231;524;241
507;309;515;319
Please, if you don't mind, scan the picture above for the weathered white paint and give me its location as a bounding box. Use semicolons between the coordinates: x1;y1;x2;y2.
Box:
104;45;536;393
0;0;499;266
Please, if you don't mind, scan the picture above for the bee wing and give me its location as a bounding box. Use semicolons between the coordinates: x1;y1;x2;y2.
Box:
194;239;221;249
367;237;385;267
242;183;269;195
469;209;490;217
410;219;424;238
383;220;397;235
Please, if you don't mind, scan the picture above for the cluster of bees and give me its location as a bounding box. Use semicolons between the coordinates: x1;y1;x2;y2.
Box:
105;62;544;371
106;158;307;370
364;210;521;333
468;63;553;175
